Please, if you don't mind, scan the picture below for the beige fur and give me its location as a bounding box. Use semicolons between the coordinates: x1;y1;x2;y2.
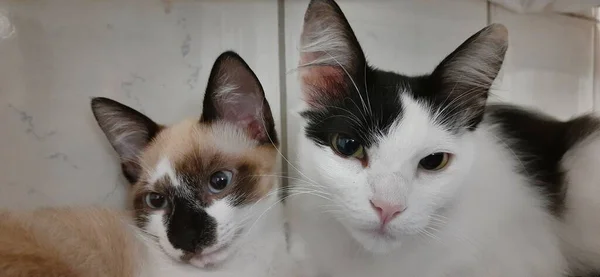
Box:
130;118;278;212
0;207;142;277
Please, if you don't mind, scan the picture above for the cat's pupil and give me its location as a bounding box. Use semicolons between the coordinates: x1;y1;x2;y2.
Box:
336;135;361;156
210;171;229;190
419;153;446;170
145;193;166;209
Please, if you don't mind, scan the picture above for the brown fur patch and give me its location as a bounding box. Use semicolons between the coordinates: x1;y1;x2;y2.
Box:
0;207;141;277
129;118;278;223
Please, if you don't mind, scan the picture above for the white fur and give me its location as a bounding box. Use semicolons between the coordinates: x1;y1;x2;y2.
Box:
559;132;600;272
289;94;569;277
136;206;293;277
142;156;293;276
299;2;354;69
135;226;207;277
132;144;294;276
142;193;292;276
146;212;185;259
149;157;180;186
300;24;351;68
210;122;258;155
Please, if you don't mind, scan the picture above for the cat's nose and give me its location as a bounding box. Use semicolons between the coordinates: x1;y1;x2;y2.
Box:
167;201;217;253
370;198;405;225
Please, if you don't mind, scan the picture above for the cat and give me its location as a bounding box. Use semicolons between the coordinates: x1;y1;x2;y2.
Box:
0;51;291;277
287;1;600;276
91;51;293;276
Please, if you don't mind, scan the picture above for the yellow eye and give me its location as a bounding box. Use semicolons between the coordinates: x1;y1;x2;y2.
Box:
419;153;450;171
330;133;365;159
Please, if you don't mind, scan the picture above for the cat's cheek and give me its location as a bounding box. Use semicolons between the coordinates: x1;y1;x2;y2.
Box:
205;199;238;246
146;211;185;261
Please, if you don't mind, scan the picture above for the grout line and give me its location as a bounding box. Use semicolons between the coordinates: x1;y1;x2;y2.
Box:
486;1;491;25
276;0;291;251
593;8;598;113
558;12;600;23
277;0;289;192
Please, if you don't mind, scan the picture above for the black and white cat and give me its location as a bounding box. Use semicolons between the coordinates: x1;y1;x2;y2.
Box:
288;1;600;276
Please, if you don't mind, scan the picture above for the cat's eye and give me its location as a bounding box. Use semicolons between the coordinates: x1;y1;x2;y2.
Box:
419;152;451;171
209;170;233;194
330;133;365;159
144;192;168;209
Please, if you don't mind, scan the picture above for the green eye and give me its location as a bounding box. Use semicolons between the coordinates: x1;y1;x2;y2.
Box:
330;133;365;159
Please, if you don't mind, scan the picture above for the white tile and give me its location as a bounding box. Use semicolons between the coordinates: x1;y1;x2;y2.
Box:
0;0;279;209
490;4;595;119
284;0;487;177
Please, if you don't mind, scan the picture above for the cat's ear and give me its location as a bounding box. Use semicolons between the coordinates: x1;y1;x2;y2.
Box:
91;97;161;184
200;51;277;145
431;24;508;129
298;0;366;107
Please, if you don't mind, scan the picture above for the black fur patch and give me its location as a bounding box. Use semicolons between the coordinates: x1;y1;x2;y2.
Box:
301;68;487;150
485;104;600;216
301;68;406;148
300;4;504;152
165;196;217;253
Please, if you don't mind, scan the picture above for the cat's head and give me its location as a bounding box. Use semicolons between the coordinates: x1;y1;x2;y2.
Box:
92;52;278;268
297;0;507;253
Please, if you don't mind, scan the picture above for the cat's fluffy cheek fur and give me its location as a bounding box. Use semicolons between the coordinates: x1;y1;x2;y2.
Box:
206;199;238;247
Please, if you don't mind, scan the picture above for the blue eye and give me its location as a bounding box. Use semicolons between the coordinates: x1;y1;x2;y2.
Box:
144;192;168;209
209;170;233;194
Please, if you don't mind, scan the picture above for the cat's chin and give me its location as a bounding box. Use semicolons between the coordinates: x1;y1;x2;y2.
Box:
348;227;404;254
188;242;234;268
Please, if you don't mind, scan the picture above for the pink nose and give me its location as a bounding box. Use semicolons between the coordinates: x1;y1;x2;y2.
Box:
370;199;405;225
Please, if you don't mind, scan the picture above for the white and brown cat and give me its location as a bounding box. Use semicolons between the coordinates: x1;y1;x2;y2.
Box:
0;51;292;277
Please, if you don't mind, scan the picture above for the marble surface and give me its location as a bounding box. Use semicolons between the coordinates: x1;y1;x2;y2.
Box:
0;0;596;209
0;0;280;209
489;4;595;119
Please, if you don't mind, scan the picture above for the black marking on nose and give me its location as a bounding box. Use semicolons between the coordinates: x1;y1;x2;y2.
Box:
166;197;217;253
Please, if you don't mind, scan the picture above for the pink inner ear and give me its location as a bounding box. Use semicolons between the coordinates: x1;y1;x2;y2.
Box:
230;116;266;142
300;65;345;108
220;99;267;142
245;119;267;142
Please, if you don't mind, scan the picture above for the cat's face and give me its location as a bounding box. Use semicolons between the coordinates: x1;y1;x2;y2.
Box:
92;52;278;268
297;0;507;253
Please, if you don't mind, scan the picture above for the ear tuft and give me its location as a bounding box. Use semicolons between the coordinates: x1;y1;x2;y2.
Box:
298;0;366;108
91;97;160;183
201;51;277;145
299;0;362;70
431;23;509;129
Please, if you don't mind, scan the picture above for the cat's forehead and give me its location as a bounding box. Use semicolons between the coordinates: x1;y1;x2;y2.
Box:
146;119;256;161
138;119;274;185
375;95;456;154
